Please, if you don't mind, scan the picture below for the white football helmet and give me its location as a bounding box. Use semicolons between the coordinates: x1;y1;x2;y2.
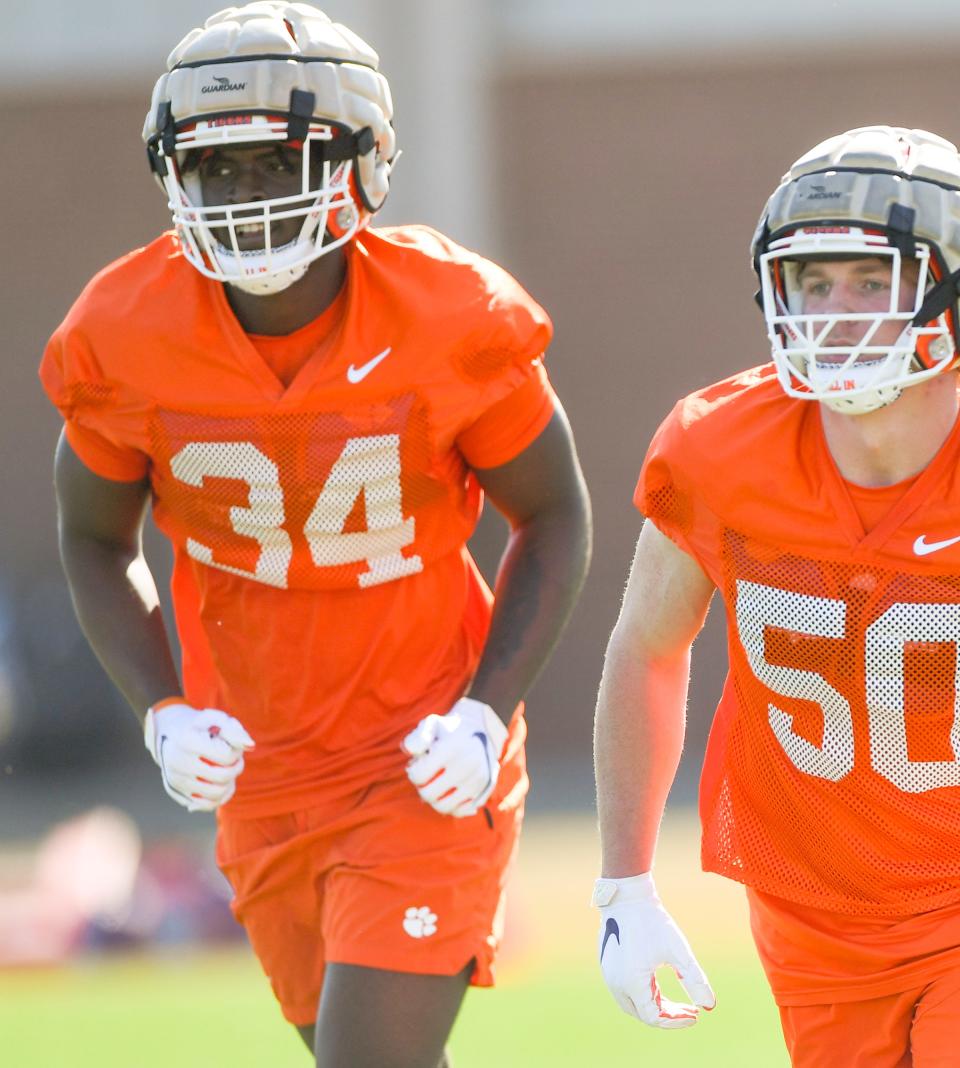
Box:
142;2;396;295
752;126;960;414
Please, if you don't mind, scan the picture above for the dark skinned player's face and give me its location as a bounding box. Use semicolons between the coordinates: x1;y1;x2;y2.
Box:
191;141;323;251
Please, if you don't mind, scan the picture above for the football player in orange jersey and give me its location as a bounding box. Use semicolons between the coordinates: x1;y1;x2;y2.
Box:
40;5;591;1066
593;125;960;1066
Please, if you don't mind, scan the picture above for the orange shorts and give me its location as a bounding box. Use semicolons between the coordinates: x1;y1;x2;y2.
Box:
747;887;960;1006
778;970;960;1067
215;749;526;1026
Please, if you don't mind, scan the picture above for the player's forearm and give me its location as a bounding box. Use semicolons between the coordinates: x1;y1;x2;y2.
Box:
594;629;692;877
467;497;591;716
59;533;182;721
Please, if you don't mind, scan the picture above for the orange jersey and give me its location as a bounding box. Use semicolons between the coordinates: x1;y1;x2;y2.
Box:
637;364;960;916
41;226;555;817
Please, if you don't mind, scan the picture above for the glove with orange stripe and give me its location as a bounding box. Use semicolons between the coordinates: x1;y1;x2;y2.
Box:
592;872;716;1029
402;697;508;817
143;698;254;813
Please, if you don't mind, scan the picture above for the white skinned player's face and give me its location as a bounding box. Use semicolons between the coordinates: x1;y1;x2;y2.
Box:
795;255;920;357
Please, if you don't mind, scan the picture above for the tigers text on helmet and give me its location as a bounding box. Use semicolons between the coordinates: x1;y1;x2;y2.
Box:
142;2;396;295
751;126;960;415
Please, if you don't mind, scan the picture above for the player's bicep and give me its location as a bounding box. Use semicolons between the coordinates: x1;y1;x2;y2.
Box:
613;519;715;661
54;429;150;550
469;404;589;528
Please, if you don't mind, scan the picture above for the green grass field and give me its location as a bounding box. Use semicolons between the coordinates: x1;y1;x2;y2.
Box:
0;814;789;1068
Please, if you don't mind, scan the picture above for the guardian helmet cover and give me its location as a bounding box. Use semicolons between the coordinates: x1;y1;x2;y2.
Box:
143;2;396;295
751;126;960;414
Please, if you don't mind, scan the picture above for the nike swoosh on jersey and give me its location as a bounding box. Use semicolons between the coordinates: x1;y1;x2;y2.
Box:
913;534;960;556
600;917;620;962
346;346;392;383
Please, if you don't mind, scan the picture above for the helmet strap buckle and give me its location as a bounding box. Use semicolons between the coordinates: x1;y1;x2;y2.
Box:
287;89;315;144
887;203;917;259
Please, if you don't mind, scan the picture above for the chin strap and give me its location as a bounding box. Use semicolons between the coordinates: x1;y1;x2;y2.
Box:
885;201;960;330
912;265;960;327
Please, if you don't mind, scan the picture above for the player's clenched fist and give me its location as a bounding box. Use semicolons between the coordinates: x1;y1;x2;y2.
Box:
402;697;508;817
592;872;716;1029
143;699;255;813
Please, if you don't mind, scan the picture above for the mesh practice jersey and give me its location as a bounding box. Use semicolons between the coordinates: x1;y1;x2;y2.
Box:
637;364;960;916
41;226;555;816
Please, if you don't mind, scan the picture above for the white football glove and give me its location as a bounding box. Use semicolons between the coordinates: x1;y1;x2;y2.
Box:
143;700;255;813
402;697;509;817
593;872;715;1029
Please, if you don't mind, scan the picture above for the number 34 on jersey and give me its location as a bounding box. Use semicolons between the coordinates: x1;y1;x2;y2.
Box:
165;433;424;590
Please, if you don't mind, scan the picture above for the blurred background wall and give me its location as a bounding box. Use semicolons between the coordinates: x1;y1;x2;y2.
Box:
5;0;960;838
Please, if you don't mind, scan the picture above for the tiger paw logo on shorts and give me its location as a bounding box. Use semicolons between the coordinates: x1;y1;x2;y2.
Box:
403;906;438;938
